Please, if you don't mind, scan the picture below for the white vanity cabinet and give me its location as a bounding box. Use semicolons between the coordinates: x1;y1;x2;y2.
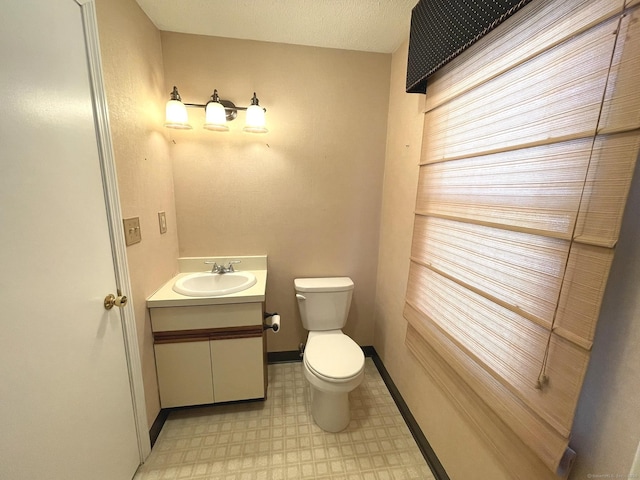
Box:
150;302;266;408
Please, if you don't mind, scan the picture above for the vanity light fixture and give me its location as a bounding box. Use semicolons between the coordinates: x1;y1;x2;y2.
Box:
243;93;268;133
204;90;229;132
164;86;192;130
164;86;268;133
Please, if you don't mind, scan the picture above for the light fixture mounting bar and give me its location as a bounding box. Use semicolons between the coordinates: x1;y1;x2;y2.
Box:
182;101;265;122
183;103;266;112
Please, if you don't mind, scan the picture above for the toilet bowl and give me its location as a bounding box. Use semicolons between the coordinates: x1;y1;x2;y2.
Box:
302;330;365;432
294;277;365;432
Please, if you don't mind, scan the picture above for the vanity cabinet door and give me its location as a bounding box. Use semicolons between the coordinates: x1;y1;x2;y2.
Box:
155;341;214;408
210;337;265;403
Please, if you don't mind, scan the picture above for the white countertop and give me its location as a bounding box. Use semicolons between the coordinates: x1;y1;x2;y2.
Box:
146;255;267;308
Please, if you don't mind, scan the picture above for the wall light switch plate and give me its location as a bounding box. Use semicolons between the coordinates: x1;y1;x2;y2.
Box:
158;211;167;234
123;217;142;246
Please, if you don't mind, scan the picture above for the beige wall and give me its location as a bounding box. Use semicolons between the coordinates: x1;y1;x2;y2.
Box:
161;32;391;351
96;0;179;427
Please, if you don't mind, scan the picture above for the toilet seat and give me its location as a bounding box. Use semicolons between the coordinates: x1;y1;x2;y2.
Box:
304;333;364;383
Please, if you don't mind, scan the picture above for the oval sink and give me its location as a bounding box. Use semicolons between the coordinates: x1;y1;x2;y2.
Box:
172;271;257;297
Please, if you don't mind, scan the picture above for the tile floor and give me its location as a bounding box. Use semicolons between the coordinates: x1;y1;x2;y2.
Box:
134;358;435;480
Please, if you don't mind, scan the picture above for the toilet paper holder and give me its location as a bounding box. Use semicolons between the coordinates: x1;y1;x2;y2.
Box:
263;311;280;332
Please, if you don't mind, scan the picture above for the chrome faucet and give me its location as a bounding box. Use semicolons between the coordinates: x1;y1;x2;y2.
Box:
204;260;241;274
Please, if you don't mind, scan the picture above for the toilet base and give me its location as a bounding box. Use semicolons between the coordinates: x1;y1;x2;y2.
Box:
310;387;350;432
301;344;364;433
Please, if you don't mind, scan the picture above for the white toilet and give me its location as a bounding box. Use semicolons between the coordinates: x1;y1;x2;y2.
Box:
294;277;365;432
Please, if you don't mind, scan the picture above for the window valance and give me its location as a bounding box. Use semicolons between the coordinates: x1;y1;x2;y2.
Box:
406;0;533;93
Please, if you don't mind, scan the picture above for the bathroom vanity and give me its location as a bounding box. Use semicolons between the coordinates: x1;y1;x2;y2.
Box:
147;256;268;408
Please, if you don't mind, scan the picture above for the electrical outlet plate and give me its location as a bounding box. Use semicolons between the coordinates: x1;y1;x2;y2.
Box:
123;217;141;245
158;211;167;234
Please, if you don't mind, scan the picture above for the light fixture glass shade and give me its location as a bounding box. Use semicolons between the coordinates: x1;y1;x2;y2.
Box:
243;104;268;133
164;99;192;129
204;101;229;131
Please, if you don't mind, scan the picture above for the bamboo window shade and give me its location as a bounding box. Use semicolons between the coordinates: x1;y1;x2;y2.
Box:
404;0;640;476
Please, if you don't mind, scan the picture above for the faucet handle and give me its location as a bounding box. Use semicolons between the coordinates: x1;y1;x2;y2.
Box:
204;261;220;273
227;260;241;272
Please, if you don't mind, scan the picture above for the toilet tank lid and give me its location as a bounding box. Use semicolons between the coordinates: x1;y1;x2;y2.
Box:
294;277;354;292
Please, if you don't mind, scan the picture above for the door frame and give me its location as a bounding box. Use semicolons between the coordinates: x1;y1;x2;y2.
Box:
76;0;151;461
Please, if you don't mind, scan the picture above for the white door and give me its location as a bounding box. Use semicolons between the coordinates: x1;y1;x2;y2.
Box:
0;1;141;479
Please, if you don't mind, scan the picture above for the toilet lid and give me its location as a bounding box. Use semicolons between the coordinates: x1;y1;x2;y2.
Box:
304;334;365;380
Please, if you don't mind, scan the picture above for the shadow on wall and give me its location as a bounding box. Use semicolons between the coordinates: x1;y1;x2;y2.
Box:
570;150;640;477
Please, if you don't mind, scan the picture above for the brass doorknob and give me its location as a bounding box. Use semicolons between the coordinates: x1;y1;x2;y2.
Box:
104;293;128;310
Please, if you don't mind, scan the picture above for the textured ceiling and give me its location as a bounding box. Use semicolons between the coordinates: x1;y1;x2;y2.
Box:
135;0;417;54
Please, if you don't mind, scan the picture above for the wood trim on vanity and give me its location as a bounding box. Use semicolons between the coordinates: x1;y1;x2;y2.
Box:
154;325;264;344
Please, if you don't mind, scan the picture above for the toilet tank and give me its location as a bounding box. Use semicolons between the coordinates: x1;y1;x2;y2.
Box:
294;277;354;331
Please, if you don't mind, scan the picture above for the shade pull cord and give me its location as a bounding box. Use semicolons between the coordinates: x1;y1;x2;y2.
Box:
535;12;625;391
